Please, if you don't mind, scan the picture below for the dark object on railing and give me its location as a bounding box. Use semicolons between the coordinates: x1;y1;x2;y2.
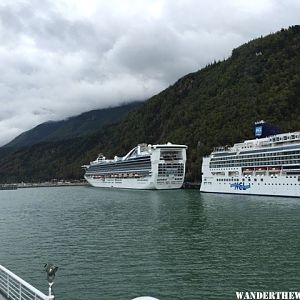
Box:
44;263;58;284
44;263;58;299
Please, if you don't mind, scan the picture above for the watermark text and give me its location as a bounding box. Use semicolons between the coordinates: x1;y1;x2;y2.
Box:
236;291;300;300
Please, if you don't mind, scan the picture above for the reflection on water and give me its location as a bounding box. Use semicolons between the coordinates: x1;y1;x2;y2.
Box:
0;187;299;299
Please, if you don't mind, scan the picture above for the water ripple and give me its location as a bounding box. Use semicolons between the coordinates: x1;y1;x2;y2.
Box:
0;187;299;299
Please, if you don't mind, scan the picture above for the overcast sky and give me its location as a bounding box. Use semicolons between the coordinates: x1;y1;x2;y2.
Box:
0;0;299;146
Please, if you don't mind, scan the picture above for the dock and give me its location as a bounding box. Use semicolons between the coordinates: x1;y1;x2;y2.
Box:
182;182;200;189
0;184;17;190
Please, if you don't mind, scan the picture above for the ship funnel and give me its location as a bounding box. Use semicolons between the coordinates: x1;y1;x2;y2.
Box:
254;121;281;138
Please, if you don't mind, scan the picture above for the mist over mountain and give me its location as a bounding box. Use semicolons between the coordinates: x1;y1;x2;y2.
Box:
4;102;143;148
0;26;299;183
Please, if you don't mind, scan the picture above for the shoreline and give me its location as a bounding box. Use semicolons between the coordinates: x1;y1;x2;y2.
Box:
1;181;200;190
0;181;88;190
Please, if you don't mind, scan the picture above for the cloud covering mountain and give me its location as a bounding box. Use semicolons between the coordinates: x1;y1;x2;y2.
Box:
0;0;299;146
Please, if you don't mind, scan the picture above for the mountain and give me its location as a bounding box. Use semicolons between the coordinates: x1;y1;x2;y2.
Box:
5;102;143;148
0;26;300;183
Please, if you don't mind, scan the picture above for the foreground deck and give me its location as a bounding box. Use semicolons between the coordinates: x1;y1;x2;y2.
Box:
0;265;53;300
0;293;7;300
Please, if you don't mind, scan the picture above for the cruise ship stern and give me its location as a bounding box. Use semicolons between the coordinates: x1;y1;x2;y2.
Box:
151;144;187;190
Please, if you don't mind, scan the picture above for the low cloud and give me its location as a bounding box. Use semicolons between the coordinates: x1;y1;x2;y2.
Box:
0;0;299;146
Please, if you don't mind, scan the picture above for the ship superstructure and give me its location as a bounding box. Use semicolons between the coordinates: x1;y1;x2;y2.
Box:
83;143;187;189
200;121;300;197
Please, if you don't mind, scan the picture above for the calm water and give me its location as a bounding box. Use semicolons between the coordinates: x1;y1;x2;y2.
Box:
0;187;299;300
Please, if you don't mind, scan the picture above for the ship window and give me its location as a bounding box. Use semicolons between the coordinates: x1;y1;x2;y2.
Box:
160;150;182;160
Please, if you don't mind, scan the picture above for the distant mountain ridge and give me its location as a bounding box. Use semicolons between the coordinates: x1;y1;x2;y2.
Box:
5;102;143;148
0;26;300;183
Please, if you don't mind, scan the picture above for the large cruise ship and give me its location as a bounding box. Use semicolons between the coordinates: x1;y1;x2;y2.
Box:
83;143;187;189
200;121;300;197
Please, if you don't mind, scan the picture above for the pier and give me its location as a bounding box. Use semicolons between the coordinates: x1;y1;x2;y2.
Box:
0;184;17;190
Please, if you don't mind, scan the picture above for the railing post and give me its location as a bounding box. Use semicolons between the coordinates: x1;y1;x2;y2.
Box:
6;274;9;298
19;283;22;299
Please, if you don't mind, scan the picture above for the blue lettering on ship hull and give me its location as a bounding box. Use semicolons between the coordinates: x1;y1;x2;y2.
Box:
230;182;251;190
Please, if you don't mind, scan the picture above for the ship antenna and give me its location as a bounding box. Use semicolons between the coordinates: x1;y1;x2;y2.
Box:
44;263;58;299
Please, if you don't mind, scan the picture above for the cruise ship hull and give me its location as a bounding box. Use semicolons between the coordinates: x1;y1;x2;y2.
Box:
200;175;300;197
85;176;184;190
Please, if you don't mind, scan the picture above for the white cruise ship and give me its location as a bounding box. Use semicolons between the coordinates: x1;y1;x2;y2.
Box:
200;121;300;197
83;143;187;189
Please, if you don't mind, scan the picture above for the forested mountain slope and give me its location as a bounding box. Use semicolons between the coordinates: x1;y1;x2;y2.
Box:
5;102;142;148
0;26;299;183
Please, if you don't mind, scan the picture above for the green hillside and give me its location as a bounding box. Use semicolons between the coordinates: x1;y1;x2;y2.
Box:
0;26;300;183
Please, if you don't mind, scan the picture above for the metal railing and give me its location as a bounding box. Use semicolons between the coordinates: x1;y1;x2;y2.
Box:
0;265;53;300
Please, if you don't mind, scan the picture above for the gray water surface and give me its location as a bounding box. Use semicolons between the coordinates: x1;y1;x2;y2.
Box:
0;187;299;299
